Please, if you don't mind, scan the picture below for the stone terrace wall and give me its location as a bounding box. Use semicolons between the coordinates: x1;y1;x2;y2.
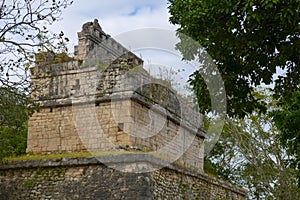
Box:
27;97;204;170
129;100;204;169
0;158;151;200
153;169;245;199
0;156;246;200
27;101;122;153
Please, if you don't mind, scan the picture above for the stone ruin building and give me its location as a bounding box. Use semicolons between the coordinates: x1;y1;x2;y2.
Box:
0;20;246;199
27;19;205;170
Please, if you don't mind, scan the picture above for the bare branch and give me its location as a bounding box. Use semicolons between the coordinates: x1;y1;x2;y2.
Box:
0;0;73;93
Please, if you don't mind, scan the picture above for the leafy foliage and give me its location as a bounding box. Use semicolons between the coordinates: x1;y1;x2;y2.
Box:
0;87;36;128
0;88;32;161
271;91;300;183
168;1;300;192
168;0;300;117
204;114;300;199
0;125;28;161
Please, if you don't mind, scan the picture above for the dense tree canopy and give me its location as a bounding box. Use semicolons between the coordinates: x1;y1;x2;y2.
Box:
168;0;300;117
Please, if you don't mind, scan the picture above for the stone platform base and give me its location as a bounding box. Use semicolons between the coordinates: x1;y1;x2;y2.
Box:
0;154;246;199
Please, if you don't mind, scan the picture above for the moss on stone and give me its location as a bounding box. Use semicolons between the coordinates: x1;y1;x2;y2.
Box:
35;52;74;65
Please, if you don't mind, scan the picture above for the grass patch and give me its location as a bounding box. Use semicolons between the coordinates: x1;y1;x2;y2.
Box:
4;151;92;162
3;150;164;162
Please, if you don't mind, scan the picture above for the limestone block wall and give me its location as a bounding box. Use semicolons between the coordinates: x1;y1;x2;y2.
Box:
0;157;247;199
0;158;152;200
153;167;246;199
31;20;143;105
30;60;100;102
27;97;204;170
30;53;143;107
128;100;204;169
27;101;130;153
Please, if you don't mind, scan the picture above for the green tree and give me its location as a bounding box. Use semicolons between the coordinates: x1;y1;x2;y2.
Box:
168;0;300;185
0;87;35;128
0;88;32;161
168;0;300;117
204;113;299;199
271;91;300;184
0;125;28;161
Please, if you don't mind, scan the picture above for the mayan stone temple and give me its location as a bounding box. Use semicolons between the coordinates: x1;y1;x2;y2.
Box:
26;18;207;169
0;20;246;199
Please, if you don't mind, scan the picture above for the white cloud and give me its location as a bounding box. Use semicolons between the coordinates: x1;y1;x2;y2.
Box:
50;0;177;52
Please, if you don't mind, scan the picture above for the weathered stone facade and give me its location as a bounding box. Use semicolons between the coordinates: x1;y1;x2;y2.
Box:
0;156;246;200
27;19;205;170
17;19;248;199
